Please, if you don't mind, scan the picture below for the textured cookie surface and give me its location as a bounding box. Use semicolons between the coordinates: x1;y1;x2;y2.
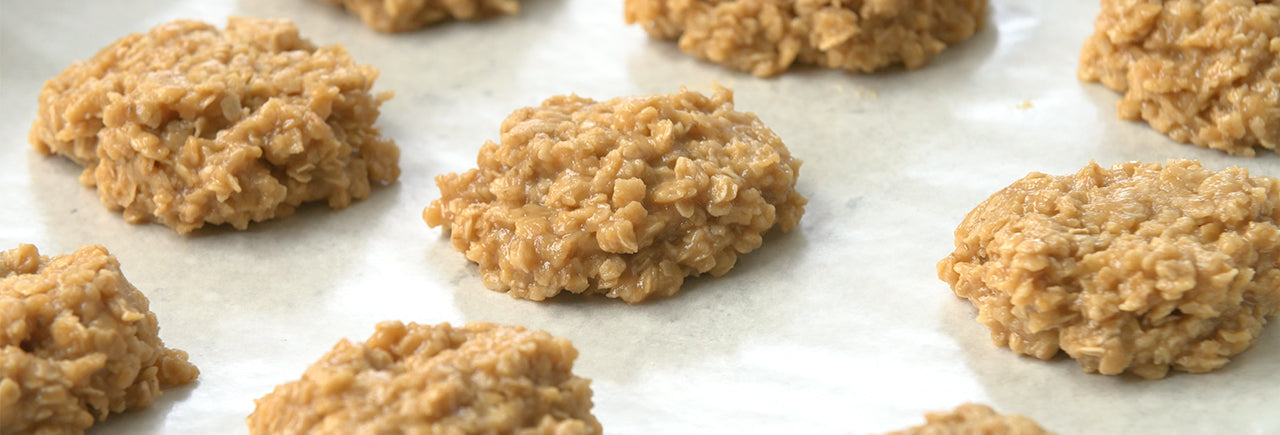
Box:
424;87;806;303
247;322;600;435
625;0;986;77
938;160;1280;379
1079;0;1279;155
883;403;1055;435
0;244;199;434
318;0;519;32
30;17;400;234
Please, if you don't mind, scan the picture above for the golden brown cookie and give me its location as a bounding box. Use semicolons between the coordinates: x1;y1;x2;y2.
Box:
30;17;400;234
625;0;987;77
1079;0;1279;155
0;244;199;433
247;321;600;435
883;403;1056;435
424;87;806;303
317;0;519;32
938;160;1280;379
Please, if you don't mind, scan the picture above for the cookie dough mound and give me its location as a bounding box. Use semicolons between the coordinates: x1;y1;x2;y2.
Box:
424;87;806;303
1079;0;1280;156
29;17;401;234
884;403;1055;435
0;244;199;433
624;0;987;77
247;321;600;435
938;160;1280;379
318;0;519;33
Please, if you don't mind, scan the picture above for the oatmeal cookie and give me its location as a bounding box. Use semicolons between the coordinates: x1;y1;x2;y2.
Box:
624;0;987;77
938;160;1280;379
318;0;519;33
0;244;199;433
883;403;1055;435
247;321;600;435
424;87;806;303
29;17;400;234
1079;0;1280;156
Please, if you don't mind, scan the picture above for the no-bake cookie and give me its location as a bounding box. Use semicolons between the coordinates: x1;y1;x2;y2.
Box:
30;17;400;234
247;321;600;434
0;244;199;433
883;403;1055;435
938;160;1280;379
1079;0;1279;155
318;0;519;32
424;87;806;303
625;0;987;77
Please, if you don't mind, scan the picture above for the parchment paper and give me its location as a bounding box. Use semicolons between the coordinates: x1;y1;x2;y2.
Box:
2;1;1277;433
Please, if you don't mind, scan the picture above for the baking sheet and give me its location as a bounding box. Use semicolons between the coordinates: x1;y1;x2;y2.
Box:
2;1;1278;433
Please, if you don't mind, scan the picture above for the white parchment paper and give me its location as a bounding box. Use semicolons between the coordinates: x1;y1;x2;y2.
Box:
1;1;1277;433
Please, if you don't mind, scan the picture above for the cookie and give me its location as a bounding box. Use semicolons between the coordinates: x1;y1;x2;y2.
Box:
317;0;519;32
29;17;400;234
424;87;806;303
938;160;1280;379
1;244;198;433
625;0;986;77
247;322;600;434
1079;0;1279;155
883;403;1055;435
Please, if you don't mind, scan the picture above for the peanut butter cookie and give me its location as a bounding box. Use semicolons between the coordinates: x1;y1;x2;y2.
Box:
30;17;400;234
625;0;987;77
424;87;806;303
1;244;198;433
938;160;1280;379
883;403;1055;435
1079;0;1279;155
317;0;519;32
247;322;600;435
